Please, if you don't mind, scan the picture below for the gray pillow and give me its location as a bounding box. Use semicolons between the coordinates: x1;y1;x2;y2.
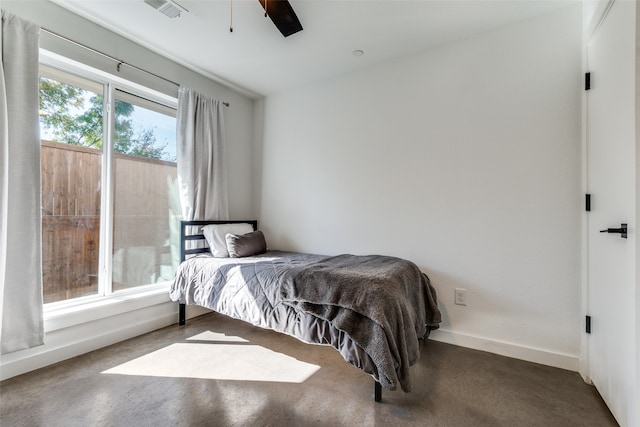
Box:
226;230;267;258
202;223;254;257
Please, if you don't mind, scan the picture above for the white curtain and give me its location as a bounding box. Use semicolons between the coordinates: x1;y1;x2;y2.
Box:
176;86;229;220
0;10;44;354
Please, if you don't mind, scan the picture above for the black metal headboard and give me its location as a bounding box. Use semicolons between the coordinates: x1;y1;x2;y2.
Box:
179;220;258;262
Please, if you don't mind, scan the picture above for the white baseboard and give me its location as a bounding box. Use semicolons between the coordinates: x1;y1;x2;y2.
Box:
2;308;579;382
1;303;214;381
1;314;175;380
430;328;579;372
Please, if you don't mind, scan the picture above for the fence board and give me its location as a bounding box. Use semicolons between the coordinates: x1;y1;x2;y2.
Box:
41;140;177;303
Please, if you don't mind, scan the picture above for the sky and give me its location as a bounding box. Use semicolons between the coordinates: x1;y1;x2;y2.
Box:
128;106;177;161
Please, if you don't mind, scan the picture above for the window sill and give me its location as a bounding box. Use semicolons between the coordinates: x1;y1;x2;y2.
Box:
44;284;173;333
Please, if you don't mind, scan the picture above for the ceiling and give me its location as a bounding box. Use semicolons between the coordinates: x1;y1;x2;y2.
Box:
51;0;576;97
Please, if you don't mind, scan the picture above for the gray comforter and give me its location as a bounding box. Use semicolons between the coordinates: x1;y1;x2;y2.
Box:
170;251;440;392
280;254;440;392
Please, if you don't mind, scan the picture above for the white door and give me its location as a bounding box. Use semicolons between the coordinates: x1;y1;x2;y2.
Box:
586;1;636;426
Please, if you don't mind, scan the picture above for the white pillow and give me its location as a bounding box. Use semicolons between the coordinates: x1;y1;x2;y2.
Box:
202;223;254;257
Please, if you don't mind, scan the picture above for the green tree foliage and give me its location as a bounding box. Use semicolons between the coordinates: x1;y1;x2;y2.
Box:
39;77;170;160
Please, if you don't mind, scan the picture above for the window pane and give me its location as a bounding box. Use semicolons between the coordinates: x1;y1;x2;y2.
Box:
39;69;103;303
112;90;179;291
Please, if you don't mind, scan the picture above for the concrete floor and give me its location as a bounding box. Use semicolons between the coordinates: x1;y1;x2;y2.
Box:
1;312;618;427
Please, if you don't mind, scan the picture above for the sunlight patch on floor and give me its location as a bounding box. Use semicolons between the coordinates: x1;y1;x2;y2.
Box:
185;330;249;343
102;331;320;383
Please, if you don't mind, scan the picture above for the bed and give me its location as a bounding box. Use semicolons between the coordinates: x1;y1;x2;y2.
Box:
170;220;441;401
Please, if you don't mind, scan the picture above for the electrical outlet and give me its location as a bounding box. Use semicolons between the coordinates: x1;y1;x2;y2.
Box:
454;288;467;306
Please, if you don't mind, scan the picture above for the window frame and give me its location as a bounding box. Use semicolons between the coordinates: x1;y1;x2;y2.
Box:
39;49;179;321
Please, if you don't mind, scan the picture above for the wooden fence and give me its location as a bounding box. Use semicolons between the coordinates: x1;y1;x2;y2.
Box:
41;140;178;303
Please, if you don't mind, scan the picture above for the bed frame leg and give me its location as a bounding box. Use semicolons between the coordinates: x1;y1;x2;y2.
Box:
179;303;186;326
374;381;382;402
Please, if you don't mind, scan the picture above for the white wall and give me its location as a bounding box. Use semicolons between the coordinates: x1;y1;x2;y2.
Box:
0;1;255;380
258;5;583;369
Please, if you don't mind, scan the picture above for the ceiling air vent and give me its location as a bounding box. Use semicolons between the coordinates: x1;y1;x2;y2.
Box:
144;0;187;19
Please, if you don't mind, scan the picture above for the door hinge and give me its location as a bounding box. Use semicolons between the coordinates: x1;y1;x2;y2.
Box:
585;72;591;91
585;193;591;212
586;315;591;334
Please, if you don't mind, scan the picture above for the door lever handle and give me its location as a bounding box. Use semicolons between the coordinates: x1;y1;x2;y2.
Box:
600;223;627;238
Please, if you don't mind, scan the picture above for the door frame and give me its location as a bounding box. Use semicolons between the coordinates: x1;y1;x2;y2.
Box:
580;0;615;385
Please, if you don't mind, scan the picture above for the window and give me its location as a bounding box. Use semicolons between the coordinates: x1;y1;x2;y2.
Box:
39;65;103;303
112;90;179;291
39;55;179;306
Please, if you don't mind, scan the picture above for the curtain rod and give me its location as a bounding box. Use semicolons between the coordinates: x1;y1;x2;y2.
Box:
40;27;230;107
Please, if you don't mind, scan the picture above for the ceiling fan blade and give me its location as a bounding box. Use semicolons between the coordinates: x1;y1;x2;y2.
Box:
259;0;303;37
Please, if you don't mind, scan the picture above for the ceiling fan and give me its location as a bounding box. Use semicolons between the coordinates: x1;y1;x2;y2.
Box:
145;0;302;37
258;0;303;37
